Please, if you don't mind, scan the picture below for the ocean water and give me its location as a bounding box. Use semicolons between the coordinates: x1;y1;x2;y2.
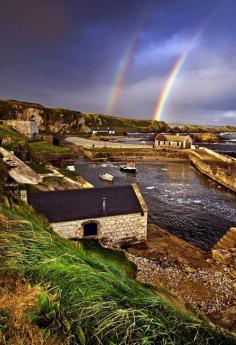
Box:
75;159;236;251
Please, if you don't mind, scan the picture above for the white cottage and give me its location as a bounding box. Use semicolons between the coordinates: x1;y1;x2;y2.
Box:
155;134;192;149
28;184;148;245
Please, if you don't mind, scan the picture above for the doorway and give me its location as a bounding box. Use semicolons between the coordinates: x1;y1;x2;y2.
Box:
83;222;98;237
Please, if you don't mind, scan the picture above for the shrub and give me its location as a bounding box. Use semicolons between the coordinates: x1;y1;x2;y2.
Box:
0;308;11;344
28;292;60;328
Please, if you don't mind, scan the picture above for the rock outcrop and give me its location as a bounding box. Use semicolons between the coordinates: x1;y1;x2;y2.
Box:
0;99;170;135
192;133;221;143
0;147;42;185
170;123;236;134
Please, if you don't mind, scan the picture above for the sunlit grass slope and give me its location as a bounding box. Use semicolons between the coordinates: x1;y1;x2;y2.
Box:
0;202;235;345
0;124;26;150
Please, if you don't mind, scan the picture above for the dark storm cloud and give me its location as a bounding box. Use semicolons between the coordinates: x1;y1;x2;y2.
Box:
0;0;236;124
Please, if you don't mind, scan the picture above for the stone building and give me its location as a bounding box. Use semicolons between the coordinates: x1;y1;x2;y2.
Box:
155;134;192;149
27;184;148;244
4;118;39;139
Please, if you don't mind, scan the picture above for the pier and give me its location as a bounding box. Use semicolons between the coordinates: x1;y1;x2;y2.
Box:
189;148;236;193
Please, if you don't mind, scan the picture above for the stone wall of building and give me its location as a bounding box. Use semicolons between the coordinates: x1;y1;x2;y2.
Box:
51;212;148;244
4;120;39;138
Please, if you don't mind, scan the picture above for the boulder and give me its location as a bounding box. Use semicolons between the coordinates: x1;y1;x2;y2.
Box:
211;249;233;265
1;136;13;145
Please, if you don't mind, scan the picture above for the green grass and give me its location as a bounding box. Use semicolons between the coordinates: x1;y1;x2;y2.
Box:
0;202;235;345
89;147;152;152
24;184;42;193
0;308;11;344
0;125;27;150
83;113;169;133
59;168;78;180
28;141;71;154
26;161;52;174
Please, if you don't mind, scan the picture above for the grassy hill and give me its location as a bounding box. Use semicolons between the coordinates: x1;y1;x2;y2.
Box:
0;99;170;135
0;124;26;150
0;200;235;344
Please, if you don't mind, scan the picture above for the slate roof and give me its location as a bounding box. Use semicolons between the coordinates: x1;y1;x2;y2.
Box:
28;185;143;223
155;134;192;143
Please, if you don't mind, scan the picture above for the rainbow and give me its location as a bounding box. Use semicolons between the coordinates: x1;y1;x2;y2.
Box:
106;38;136;115
152;31;202;121
106;17;146;115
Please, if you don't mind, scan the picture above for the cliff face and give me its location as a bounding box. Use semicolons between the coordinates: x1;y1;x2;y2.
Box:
192;133;221;143
0;99;170;135
0;99;87;134
170;123;236;133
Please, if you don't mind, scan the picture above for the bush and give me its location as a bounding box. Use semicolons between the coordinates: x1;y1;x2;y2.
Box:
28;292;60;328
0;308;11;344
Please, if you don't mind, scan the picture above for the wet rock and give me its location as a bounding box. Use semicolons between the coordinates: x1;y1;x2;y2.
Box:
1;136;13;145
219;306;236;331
212;249;233;265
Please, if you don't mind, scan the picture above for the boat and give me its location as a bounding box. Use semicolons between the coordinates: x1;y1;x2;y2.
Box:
120;162;137;173
66;165;75;172
100;173;114;182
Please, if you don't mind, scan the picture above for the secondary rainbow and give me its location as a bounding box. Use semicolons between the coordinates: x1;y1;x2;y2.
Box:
152;31;202;121
106;17;146;115
106;38;136;115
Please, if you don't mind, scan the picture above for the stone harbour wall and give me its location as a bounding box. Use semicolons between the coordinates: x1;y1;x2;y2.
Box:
200;147;236;164
51;212;148;243
189;151;236;193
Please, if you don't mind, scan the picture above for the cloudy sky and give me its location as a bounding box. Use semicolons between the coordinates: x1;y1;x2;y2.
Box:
0;0;236;125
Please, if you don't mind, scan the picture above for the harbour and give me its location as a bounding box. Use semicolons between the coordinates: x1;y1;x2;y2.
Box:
75;159;236;251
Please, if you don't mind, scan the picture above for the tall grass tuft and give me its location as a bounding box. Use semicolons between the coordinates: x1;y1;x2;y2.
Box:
0;203;235;345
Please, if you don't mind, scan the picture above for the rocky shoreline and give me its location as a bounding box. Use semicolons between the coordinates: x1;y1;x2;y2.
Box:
124;225;236;331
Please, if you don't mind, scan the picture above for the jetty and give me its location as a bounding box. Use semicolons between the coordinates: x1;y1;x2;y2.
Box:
213;227;236;250
189;147;236;193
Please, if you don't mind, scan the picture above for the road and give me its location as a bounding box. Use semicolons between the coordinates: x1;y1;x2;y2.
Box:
66;136;152;149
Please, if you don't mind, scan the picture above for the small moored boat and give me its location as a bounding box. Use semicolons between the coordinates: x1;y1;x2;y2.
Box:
100;173;114;182
66;165;75;172
120;161;137;174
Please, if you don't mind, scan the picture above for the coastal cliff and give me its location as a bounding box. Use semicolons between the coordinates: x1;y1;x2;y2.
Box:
2;99;235;137
0;99;170;135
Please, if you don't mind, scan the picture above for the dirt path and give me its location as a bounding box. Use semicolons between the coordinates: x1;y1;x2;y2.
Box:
66;136;152;149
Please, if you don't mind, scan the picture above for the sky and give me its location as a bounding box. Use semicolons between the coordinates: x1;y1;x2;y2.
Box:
0;0;236;125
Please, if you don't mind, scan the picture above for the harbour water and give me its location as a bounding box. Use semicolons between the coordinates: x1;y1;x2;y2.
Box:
75;159;236;251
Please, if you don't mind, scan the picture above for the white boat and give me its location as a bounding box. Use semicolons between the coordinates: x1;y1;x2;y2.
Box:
66;165;75;171
100;173;114;182
120;162;137;173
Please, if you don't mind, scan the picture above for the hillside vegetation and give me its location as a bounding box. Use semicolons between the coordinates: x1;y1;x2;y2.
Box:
1;99;236;136
192;133;221;143
0;124;26;150
0;99;170;135
0;201;235;344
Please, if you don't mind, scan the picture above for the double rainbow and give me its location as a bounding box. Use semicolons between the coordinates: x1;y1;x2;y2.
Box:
106;21;203;120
